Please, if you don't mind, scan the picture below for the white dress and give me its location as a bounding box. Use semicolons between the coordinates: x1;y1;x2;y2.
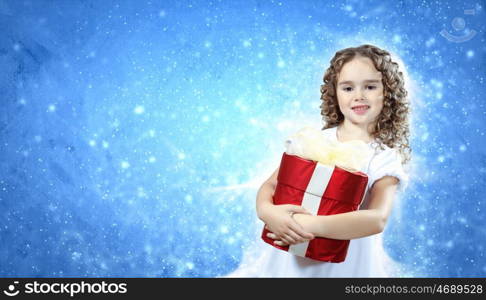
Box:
225;126;410;277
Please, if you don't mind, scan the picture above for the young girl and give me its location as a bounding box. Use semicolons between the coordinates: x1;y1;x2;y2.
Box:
227;44;411;277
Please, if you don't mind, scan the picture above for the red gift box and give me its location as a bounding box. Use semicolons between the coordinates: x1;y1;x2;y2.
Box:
261;152;369;262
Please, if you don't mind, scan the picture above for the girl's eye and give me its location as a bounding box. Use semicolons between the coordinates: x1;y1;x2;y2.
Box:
342;86;376;91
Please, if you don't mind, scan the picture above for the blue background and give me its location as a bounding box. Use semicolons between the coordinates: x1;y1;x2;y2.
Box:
1;0;485;277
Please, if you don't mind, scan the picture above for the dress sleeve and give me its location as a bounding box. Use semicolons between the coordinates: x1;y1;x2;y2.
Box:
369;148;409;193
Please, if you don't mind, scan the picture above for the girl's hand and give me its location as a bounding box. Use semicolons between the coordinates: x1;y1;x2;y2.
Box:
267;213;316;246
262;204;315;245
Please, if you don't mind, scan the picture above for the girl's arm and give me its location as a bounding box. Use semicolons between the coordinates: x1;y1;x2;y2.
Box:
268;176;399;244
256;167;315;245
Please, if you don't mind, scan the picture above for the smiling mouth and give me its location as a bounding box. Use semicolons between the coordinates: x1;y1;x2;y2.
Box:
352;105;370;112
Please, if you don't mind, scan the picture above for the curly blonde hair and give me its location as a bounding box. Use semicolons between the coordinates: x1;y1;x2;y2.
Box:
320;44;411;165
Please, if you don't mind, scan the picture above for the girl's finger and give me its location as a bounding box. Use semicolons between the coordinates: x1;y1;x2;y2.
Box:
266;232;277;240
281;233;297;245
285;228;305;244
289;221;315;240
274;240;289;247
279;235;292;245
289;205;312;215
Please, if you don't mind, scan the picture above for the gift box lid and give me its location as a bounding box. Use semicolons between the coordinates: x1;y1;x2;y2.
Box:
278;153;368;204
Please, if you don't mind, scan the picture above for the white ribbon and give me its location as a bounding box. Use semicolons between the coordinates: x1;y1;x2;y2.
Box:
288;163;369;258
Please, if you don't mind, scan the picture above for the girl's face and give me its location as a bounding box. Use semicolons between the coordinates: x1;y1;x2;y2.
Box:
336;56;384;129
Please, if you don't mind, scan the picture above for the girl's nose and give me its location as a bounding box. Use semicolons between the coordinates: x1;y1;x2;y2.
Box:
353;89;365;100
